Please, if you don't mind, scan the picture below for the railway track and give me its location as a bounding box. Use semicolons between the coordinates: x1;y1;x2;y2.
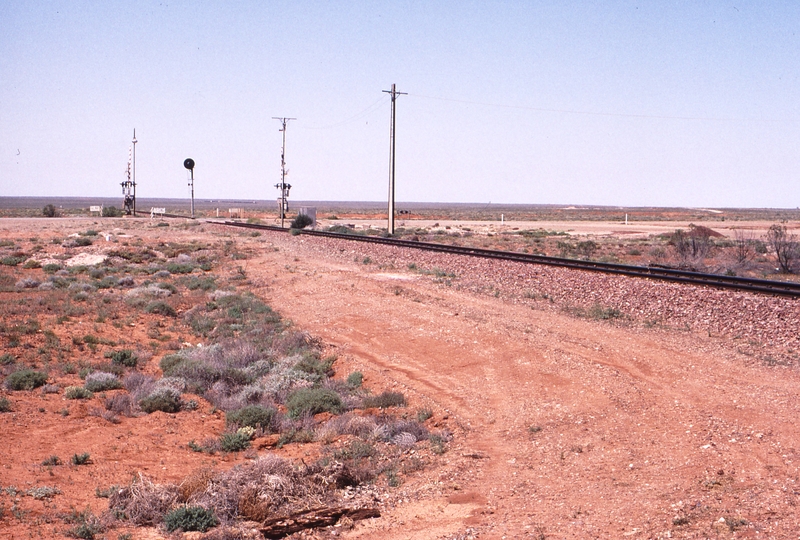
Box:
214;220;800;298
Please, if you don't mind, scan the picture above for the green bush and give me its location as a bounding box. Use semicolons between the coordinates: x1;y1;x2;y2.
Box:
139;388;181;413
43;204;57;217
166;262;195;274
164;505;218;533
42;263;62;274
144;301;176;317
346;371;363;388
286;387;343;419
0;256;25;266
101;206;123;217
65;386;93;400
184;276;216;291
159;353;187;373
0;397;11;412
0;353;15;365
219;431;251;452
362;391;406;409
295;355;334;380
74;237;93;247
225;405;277;431
5;369;48;391
110;349;138;367
290;213;314;230
84;372;122;392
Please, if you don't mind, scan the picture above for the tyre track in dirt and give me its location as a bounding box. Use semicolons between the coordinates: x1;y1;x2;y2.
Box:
248;233;800;538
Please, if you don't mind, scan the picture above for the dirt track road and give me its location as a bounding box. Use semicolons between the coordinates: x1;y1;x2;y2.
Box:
252;231;800;539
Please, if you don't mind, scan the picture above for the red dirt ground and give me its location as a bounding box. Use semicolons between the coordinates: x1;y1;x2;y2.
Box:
1;217;799;539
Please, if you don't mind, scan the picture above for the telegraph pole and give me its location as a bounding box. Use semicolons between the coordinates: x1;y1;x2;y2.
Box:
272;117;296;228
382;84;406;235
132;129;137;215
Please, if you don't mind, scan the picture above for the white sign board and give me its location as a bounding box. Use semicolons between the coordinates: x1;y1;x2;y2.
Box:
151;207;166;214
90;205;102;212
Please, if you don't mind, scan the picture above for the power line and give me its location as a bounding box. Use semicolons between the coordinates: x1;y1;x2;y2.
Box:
303;95;390;130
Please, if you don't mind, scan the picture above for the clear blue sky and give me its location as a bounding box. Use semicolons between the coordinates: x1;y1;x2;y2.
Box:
1;1;798;207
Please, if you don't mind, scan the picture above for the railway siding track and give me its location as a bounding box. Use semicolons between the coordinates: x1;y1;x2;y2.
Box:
214;220;800;298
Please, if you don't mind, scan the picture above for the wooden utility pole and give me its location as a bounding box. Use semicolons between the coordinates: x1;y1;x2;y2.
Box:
382;84;406;235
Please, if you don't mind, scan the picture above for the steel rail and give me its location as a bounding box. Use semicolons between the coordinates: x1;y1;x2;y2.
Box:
213;220;800;298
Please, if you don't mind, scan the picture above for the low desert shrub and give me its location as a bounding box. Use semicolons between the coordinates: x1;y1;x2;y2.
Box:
144;301;176;317
84;372;122;392
362;391;406;409
164;505;218;533
41;455;61;466
295;355;334;381
167;262;195;274
159;353;186;373
184;276;216;291
110;349;138;368
0;353;15;365
0;397;11;412
16;277;41;289
42;204;57;217
71;452;91;465
42;263;62;274
139;388;181;414
225;405;277;432
5;369;48;391
104;394;135;417
219;431;251;452
1;256;25;266
346;371;363;388
65;386;93;400
290;213;314;230
286;387;343;419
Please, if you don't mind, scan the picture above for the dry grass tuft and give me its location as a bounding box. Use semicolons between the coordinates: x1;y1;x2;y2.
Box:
109;473;180;526
179;467;217;502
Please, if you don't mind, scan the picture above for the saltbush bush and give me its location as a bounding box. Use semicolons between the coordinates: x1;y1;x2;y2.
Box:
5;369;48;391
346;371;363;388
164;505;218;533
144;301;176;317
65;386;93;400
110;349;138;367
362;391;406;409
159;353;186;374
286;387;343;419
225;405;277;432
84;372;123;392
139;388;181;414
219;431;251;452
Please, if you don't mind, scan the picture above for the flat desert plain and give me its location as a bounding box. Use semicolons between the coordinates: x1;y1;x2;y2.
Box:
0;214;799;540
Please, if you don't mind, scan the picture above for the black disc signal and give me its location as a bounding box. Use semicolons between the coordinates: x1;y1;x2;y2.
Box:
183;158;195;170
